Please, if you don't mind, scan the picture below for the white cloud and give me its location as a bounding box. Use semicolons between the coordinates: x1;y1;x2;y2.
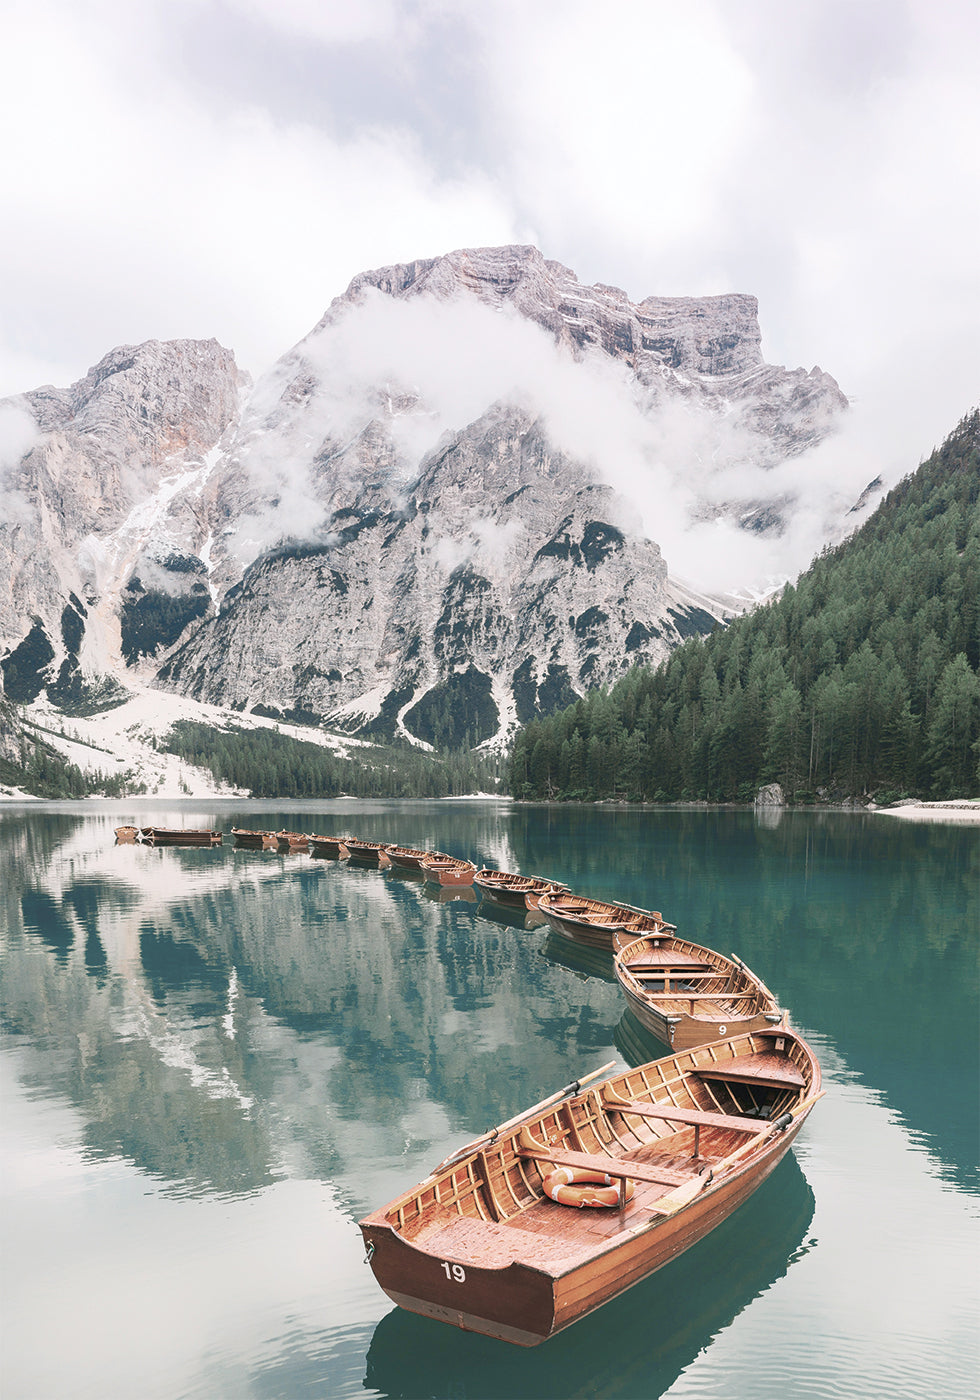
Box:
0;1;517;397
232;0;401;46
0;403;41;527
228;288;876;592
0;0;976;591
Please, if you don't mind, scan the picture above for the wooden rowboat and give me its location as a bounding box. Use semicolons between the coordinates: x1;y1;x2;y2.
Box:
140;827;222;846
275;830;309;851
114;825;139;843
232;827;277;849
307;834;350;858
537;891;674;950
364;1150;815;1395
420;854;476;887
384;845;442;871
343;839;391;866
614;932;782;1050
472;870;569;910
359;1025;821;1347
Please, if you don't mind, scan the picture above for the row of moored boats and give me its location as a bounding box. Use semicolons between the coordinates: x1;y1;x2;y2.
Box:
117;818;823;1347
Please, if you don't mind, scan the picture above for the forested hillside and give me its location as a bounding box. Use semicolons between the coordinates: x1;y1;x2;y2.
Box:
161;721;499;799
509;411;980;804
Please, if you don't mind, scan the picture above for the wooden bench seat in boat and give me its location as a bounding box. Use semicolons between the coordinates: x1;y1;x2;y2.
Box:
602;1093;760;1156
517;1134;691;1187
630;992;759;1004
695;1053;805;1090
603;1100;758;1132
626;965;715;978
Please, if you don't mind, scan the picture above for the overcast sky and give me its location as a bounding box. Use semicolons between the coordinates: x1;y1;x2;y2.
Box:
2;0;977;480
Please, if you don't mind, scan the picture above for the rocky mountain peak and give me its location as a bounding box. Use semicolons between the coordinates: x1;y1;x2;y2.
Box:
319;244;767;385
1;246;854;752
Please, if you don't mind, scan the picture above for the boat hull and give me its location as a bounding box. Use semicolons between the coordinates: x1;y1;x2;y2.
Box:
472;872;566;910
384;846;439;870
275;831;309;852
421;859;476;886
614;933;781;1050
360;1027;820;1346
621;985;778;1050
344;841;390;865
307;836;349;858
537;894;668;950
143;828;222;846
362;1118;804;1345
232;829;277;849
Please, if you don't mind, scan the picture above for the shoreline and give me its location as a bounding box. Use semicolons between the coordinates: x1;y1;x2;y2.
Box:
869;800;980;824
2;792;978;823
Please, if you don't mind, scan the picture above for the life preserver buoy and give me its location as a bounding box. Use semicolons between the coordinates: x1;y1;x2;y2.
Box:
541;1166;635;1209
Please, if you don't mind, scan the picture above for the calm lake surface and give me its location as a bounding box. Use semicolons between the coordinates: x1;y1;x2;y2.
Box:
1;801;977;1400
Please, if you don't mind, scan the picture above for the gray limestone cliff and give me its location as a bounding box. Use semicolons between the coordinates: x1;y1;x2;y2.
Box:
1;245;850;747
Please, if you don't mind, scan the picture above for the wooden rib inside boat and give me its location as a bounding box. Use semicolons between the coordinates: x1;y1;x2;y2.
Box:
384;845;442;870
343;839;391;865
537;891;673;950
232;827;277;849
614;932;782;1050
359;1026;821;1347
140;827;223;846
420;854;477;886
472;870;569;910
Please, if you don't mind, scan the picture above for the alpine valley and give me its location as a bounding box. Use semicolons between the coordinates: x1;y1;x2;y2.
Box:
0;245;853;788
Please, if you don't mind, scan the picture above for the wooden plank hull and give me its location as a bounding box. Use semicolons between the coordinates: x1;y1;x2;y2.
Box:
275;830;309;852
421;856;476;886
621;987;778;1050
473;871;568;910
343;840;391;865
360;1028;821;1346
384;846;441;870
142;828;222;845
232;828;277;849
537;893;670;950
615;933;782;1051
307;835;349;858
370;1121;801;1345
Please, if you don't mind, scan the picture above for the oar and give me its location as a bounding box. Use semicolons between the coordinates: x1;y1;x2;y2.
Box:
709;1089;826;1175
729;953;778;1007
647;1089;825;1217
428;1061;617;1177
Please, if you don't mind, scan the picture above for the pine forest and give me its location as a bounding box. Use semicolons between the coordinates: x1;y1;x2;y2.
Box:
508;411;980;805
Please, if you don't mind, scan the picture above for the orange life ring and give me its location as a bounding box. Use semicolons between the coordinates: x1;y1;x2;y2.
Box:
541;1166;635;1209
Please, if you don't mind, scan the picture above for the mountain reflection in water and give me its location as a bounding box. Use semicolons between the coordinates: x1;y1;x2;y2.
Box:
1;801;976;1400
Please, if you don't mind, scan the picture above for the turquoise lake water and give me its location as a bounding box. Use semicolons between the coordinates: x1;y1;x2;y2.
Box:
1;801;977;1399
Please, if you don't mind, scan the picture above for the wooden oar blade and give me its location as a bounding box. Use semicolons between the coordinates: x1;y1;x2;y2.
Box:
647;1171;710;1216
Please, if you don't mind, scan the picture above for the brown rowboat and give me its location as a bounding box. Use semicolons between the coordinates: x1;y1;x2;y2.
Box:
420;854;476;886
472;869;569;910
537;891;674;950
275;830;309;851
140;827;222;846
232;827;277;849
359;1025;821;1346
614;932;782;1050
343;838;391;865
307;834;350;858
384;845;442;870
